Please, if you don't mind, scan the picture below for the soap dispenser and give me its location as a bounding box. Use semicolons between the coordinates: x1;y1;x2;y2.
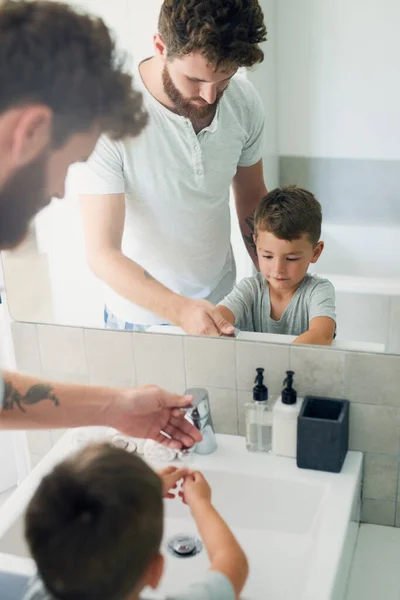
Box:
272;371;303;458
245;368;272;452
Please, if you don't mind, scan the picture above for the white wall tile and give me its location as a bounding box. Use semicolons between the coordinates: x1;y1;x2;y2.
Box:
236;342;290;395
289;346;346;398
10;322;42;376
388;297;400;354
349;404;400;454
84;329;135;387
37;325;87;376
345;352;400;406
26;430;52;456
184;337;236;389
206;387;238;435
133;333;185;394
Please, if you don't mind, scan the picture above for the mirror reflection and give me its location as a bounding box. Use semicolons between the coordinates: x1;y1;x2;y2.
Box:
2;0;399;355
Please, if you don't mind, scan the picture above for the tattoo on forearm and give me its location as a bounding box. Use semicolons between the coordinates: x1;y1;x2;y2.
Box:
243;214;257;254
3;382;60;413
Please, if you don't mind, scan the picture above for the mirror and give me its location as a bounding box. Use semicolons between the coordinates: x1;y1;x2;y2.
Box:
2;0;399;354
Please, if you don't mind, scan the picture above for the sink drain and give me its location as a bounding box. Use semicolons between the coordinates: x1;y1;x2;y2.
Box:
166;534;202;558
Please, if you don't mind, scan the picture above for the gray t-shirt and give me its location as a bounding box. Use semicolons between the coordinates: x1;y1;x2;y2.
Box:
220;272;336;335
23;571;235;600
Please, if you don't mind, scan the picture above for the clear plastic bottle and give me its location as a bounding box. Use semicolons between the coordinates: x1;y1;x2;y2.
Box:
245;368;272;452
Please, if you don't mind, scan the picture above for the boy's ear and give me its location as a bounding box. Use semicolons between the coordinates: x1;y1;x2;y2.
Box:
310;241;324;264
141;552;164;590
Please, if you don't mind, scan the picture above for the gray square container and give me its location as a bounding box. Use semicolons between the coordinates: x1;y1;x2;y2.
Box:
297;396;350;473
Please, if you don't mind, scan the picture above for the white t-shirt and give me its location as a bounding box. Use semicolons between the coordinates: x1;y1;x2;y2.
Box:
78;61;265;325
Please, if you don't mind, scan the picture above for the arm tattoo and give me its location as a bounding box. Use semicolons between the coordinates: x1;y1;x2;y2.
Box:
243;214;257;254
3;381;60;413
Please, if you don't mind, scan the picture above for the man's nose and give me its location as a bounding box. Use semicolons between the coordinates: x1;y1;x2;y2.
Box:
199;84;217;105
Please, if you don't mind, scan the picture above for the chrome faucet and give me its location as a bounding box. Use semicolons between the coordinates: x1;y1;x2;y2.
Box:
184;388;217;455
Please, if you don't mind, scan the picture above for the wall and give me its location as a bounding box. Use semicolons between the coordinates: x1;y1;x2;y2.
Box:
10;320;400;527
277;0;400;225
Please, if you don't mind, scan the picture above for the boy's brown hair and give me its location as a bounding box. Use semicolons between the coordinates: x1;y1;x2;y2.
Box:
254;185;322;246
25;443;163;600
0;1;147;147
158;0;267;70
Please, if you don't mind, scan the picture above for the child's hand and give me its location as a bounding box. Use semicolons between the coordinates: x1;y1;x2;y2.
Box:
158;466;190;498
180;471;212;506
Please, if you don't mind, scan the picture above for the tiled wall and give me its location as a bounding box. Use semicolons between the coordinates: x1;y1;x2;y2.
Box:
10;321;400;527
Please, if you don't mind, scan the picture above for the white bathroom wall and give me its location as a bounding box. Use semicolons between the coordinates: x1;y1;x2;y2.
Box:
276;0;400;160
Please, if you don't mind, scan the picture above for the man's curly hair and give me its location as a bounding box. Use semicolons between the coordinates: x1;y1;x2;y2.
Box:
0;1;147;147
158;0;267;69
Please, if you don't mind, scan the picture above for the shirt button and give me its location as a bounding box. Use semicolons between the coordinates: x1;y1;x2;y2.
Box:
196;168;203;175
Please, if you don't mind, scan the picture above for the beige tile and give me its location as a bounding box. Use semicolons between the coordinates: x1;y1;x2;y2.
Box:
133;333;185;394
84;328;135;386
27;430;52;456
289;346;346;398
236;342;290;394
184;336;236;389
41;371;88;385
30;453;45;469
345;352;400;406
10;322;42;376
349;404;400;454
388;297;400;354
206;387;238;435
361;499;396;526
49;429;68;446
37;325;87;376
363;454;399;501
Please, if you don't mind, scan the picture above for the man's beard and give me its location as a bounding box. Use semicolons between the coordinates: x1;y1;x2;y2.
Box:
0;151;50;250
162;64;225;121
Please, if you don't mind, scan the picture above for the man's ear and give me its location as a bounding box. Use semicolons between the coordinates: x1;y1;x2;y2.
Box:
11;106;52;167
153;33;168;60
310;240;324;264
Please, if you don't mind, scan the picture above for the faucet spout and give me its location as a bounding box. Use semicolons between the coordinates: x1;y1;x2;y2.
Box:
184;388;217;455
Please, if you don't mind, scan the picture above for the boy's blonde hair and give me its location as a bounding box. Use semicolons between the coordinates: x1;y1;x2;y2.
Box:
25;443;163;600
254;185;322;246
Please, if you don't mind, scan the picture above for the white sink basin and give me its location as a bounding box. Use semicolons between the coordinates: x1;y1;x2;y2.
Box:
0;430;362;600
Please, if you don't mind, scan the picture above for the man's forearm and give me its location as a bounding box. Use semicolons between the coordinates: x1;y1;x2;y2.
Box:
0;371;119;430
235;190;267;270
90;248;185;324
239;211;258;269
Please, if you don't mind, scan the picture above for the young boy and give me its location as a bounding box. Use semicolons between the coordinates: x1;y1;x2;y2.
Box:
23;443;248;600
218;186;336;345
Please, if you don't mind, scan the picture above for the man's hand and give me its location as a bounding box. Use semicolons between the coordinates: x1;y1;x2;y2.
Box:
158;466;190;498
109;385;202;450
176;298;235;336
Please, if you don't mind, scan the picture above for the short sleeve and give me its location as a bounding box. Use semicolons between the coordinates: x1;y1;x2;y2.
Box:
166;571;235;600
218;277;257;330
309;279;336;323
238;84;265;168
77;135;125;195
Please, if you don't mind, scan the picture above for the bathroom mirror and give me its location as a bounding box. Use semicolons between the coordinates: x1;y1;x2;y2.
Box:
2;0;400;354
